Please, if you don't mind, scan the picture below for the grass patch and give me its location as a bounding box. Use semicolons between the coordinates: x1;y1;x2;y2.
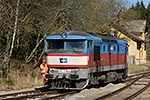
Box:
137;64;150;67
2;79;15;86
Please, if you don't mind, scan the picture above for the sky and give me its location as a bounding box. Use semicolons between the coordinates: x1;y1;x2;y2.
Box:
128;0;149;8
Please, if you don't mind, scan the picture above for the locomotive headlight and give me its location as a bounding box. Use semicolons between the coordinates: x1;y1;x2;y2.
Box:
51;69;55;73
61;32;67;38
74;69;78;73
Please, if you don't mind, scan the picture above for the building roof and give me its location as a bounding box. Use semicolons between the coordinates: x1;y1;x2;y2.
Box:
114;25;145;43
122;20;148;33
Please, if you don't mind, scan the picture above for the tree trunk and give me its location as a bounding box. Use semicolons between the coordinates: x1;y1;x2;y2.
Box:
1;0;20;77
1;31;11;77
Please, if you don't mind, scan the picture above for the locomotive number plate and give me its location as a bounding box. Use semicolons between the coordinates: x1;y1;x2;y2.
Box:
58;69;71;73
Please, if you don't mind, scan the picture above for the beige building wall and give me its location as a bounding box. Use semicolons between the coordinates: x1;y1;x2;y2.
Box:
117;32;137;65
109;28;146;65
138;32;146;64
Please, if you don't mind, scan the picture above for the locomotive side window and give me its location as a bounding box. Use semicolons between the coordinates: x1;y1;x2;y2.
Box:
118;45;119;52
88;40;92;50
103;45;105;52
114;46;116;52
108;45;110;52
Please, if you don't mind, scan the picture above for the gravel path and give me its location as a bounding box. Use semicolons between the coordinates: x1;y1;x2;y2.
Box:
64;83;126;100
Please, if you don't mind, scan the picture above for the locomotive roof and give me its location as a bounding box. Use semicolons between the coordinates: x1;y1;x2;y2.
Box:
46;30;127;44
50;30;91;37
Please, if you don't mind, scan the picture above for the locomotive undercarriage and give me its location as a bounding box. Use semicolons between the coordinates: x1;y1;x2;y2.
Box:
45;68;128;89
46;78;88;89
88;68;128;86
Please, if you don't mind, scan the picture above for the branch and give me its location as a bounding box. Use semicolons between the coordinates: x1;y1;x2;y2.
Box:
19;0;47;25
26;34;47;62
33;48;45;69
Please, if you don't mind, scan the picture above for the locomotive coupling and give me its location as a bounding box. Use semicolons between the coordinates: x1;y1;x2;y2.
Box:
59;74;70;88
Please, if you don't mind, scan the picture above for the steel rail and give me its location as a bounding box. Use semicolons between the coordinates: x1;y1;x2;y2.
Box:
93;72;150;100
124;71;150;82
0;86;51;98
41;91;77;100
127;71;150;78
0;90;40;98
0;91;58;100
124;81;150;100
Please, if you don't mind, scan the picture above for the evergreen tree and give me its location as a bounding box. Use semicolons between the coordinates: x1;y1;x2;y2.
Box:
128;1;150;60
146;2;150;60
147;2;150;23
134;1;141;19
140;1;147;20
130;4;135;10
135;1;141;11
130;1;147;20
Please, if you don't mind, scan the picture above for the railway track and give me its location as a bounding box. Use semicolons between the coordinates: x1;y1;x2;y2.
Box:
93;71;150;100
0;86;81;100
0;71;150;100
124;71;149;82
0;90;41;99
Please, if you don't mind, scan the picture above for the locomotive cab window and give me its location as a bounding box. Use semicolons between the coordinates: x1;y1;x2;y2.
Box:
47;40;64;50
66;40;85;51
46;40;85;52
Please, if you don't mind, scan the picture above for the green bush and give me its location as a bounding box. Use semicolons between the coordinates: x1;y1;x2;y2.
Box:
2;79;15;86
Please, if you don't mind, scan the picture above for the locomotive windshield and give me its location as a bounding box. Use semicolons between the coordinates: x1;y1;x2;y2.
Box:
47;40;64;50
66;40;85;50
46;40;85;52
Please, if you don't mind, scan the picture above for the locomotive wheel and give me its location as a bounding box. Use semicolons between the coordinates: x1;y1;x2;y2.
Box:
47;80;88;89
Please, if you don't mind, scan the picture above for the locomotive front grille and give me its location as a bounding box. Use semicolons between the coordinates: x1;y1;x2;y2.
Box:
45;74;54;79
70;74;79;80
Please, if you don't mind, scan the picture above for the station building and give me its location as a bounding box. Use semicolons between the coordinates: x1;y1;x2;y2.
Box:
110;20;149;65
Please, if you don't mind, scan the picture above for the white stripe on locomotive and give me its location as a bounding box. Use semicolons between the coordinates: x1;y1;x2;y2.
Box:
46;56;89;65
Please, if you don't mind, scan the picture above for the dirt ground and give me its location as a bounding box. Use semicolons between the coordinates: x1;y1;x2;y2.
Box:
128;60;150;74
128;64;150;74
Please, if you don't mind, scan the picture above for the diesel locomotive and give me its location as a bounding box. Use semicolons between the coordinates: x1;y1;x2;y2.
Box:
45;30;128;89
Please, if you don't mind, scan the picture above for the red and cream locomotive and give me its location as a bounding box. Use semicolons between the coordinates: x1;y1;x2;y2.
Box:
45;30;128;89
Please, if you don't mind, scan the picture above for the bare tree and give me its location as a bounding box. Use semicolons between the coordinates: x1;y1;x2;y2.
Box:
1;0;19;77
0;0;140;76
23;0;72;67
66;0;140;33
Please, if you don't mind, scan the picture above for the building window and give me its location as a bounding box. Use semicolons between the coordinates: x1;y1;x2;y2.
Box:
137;42;141;50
